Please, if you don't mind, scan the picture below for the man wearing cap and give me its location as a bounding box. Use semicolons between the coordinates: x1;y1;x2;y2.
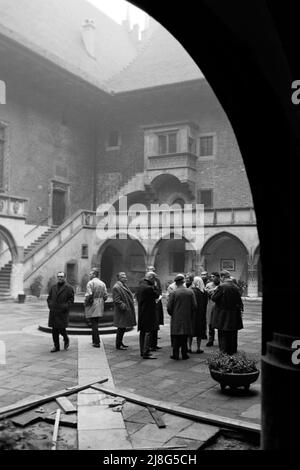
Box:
167;273;196;360
211;270;244;355
136;271;159;359
146;265;163;351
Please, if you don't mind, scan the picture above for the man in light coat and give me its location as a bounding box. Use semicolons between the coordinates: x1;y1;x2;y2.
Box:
112;272;136;350
84;268;108;348
167;273;197;360
47;271;74;352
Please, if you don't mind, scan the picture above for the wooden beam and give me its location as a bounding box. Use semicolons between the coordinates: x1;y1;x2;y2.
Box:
51;409;61;450
91;384;261;435
0;378;108;420
55;397;76;414
147;406;166;428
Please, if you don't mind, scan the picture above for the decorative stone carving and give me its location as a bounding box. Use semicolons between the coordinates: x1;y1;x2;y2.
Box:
13;200;20;214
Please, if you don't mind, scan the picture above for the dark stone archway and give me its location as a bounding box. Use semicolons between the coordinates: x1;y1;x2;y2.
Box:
132;0;300;449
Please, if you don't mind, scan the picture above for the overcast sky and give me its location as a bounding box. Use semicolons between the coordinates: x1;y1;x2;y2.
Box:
87;0;147;29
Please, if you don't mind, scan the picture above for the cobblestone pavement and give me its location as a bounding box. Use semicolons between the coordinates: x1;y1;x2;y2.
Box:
0;298;261;441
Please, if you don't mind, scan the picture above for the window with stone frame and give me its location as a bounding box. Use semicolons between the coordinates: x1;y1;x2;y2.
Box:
199;135;214;157
158;131;177;154
106;130;121;149
197;189;213;209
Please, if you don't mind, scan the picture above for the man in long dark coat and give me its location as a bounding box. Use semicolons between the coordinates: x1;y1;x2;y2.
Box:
147;265;163;351
112;272;136;350
211;270;244;355
167;274;197;360
47;271;74;352
136;271;159;359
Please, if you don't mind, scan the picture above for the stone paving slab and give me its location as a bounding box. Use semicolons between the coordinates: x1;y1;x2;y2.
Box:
176;422;220;441
78;429;132;450
78;405;125;430
77;337;132;450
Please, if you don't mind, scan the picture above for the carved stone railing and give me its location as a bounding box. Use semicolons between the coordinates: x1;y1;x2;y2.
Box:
204;207;256;225
96;206;256;232
23;206;256;280
24;210;96;279
0;194;28;218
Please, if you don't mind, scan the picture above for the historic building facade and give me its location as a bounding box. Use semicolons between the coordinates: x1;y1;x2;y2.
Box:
0;0;260;299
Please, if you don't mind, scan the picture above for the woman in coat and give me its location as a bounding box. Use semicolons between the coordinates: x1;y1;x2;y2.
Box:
186;275;207;354
136;272;159;358
112;272;136;349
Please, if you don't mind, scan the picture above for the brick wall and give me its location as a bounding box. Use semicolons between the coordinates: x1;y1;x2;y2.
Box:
0;73;95;224
97;82;254;208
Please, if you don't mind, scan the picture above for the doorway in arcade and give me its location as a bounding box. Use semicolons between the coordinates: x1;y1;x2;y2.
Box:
99;237;146;293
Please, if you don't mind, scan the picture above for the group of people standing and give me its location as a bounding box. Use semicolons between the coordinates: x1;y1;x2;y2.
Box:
47;266;244;359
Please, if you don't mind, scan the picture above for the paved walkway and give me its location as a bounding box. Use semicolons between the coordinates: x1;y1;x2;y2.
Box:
0;298;261;449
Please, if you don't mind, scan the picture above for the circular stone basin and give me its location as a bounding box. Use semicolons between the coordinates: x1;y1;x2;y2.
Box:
209;368;260;392
38;295;132;335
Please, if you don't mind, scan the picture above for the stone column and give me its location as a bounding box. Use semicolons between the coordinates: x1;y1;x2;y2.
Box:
247;263;258;297
10;262;24;298
262;332;300;449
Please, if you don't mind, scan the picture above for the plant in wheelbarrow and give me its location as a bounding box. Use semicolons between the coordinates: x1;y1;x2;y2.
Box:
207;351;260;392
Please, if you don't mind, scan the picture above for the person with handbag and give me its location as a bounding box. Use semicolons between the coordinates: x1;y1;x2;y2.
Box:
84;268;108;348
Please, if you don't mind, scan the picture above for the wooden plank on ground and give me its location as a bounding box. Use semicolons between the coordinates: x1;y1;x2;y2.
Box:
51;409;61;450
44;413;77;428
147;406;166;428
91;384;261;435
0;378;108;420
11;411;43;427
56;396;76;414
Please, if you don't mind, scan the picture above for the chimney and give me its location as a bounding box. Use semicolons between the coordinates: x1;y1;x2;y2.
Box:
130;23;140;45
141;14;156;43
122;4;131;32
82;19;96;59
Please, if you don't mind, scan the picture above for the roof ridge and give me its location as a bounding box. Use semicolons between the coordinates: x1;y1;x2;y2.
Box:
105;23;160;93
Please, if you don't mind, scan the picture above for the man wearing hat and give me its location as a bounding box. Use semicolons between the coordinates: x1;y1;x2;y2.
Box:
167;273;196;360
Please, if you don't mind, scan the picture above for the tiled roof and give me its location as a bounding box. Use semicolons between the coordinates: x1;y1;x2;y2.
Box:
106;20;204;93
0;0;137;89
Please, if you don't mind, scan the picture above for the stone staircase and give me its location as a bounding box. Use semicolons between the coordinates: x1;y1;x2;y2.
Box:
0;226;57;300
101;172;147;206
